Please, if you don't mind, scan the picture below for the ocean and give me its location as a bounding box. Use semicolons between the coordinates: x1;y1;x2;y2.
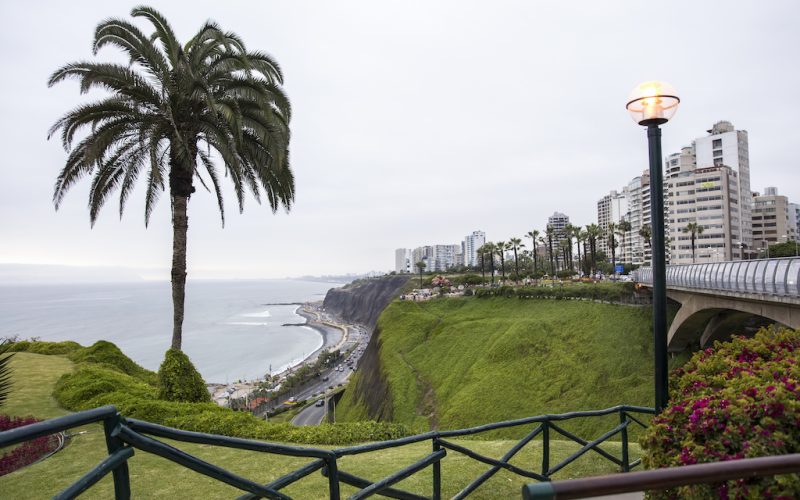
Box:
0;279;342;383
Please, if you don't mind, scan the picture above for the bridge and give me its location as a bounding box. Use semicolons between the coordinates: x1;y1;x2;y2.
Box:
633;257;800;351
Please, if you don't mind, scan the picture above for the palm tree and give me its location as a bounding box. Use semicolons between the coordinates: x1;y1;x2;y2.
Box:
484;242;497;285
617;220;632;268
639;224;652;248
563;224;576;270
525;230;540;275
509;237;524;281
477;244;487;284
605;222;618;278
545;225;556;274
538;236;549;274
0;340;14;408
48;7;293;351
495;241;506;281
575;228;586;276
585;224;602;274
415;261;426;287
684;222;704;263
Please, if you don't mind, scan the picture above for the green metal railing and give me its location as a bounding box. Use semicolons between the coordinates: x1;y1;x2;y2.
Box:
0;404;654;499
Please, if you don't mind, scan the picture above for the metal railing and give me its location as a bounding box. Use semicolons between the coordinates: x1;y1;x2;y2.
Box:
0;404;654;499
523;453;800;499
634;257;800;297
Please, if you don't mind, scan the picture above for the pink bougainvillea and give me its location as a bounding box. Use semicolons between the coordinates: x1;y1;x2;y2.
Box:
0;415;61;476
641;327;800;498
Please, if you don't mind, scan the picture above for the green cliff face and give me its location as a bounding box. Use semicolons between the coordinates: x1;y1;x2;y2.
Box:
337;297;655;438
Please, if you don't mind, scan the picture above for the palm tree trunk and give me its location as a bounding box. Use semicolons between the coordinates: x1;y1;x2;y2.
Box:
513;248;519;281
533;241;538;274
480;254;486;284
576;241;582;276
171;194;189;351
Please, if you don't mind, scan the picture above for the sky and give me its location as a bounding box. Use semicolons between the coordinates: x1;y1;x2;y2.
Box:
1;1;799;279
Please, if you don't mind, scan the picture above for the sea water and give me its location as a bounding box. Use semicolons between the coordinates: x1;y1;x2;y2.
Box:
0;279;341;383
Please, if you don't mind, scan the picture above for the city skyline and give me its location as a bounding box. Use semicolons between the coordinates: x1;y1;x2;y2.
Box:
2;1;800;279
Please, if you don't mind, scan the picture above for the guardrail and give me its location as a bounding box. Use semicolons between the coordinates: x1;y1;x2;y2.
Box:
634;257;800;297
0;405;654;499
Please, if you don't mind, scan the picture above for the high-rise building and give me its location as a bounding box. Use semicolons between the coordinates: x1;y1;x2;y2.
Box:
462;231;486;268
624;171;652;266
431;244;461;272
394;248;411;273
694;121;753;250
664;122;751;264
752;187;796;247
790;203;800;241
547;212;570;236
411;246;433;272
596;191;628;261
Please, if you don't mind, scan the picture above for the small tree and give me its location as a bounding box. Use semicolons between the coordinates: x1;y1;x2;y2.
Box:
415;261;426;287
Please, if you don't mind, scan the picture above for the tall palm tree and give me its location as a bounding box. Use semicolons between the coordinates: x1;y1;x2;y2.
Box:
415;260;426;287
575;228;586;276
495;241;508;281
563;224;575;270
684;222;704;263
477;244;487;284
545;225;556;274
585;224;602;274
525;230;540;275
48;7;293;351
484;242;497;284
605;222;618;277
639;224;652;248
509;237;524;281
617;220;632;268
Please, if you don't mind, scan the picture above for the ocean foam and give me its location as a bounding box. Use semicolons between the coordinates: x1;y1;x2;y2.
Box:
243;310;272;318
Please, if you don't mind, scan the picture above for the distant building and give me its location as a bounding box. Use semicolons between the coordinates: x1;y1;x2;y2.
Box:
596;191;628;261
394;248;411;273
752;187;796;247
431;244;461;272
462;230;486;268
411;246;433;272
790;203;800;241
625;170;652;266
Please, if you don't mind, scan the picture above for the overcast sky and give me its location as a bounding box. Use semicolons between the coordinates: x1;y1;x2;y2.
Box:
1;1;798;279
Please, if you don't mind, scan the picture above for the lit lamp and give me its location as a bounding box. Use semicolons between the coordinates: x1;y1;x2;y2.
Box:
626;81;680;413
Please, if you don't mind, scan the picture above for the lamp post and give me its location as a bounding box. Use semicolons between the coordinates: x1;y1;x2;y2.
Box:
626;81;680;414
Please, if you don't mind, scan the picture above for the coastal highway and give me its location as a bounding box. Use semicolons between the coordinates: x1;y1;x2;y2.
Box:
292;401;327;426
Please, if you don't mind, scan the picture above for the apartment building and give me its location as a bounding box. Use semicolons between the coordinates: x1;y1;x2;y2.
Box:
596;191;628;262
462;231;486;268
752;187;797;247
394;248;412;273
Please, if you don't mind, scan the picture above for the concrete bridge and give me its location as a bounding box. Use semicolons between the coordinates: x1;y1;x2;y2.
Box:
633;257;800;351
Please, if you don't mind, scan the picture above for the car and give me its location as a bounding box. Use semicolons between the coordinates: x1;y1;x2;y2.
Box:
315;400;325;407
322;376;329;381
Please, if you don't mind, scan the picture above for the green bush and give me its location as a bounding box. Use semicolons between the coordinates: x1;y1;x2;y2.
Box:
157;349;210;403
166;411;409;445
68;341;156;385
641;328;800;498
54;365;156;411
8;340;83;355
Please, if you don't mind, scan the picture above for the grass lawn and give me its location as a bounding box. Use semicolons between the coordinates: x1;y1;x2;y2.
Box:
1;352;642;499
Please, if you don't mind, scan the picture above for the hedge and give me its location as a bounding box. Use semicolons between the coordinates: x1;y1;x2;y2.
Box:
7;340;82;356
156;348;210;403
641;327;800;498
68;341;157;385
54;364;157;411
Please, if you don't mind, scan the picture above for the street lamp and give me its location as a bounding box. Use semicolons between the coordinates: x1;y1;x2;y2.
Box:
627;81;680;414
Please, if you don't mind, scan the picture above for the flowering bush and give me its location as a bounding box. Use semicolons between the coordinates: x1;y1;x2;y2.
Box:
0;415;61;476
430;275;451;287
641;327;800;498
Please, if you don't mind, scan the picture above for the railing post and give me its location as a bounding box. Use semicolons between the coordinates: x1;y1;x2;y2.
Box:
326;456;341;500
541;422;550;478
432;437;442;500
103;412;131;499
620;410;630;473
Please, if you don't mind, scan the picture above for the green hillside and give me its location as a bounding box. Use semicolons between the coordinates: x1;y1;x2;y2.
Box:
337;297;656;437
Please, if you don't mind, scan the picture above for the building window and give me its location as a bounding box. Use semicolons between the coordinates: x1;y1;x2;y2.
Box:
713;139;722;148
713;158;723;166
713;149;723;157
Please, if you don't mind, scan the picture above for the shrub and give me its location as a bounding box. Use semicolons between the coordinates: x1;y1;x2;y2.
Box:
157;349;210;403
641;327;800;498
0;415;60;476
69;341;156;385
54;365;156;411
8;340;82;355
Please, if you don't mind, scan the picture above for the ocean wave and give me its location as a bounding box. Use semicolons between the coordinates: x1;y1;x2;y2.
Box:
226;321;270;326
242;310;271;318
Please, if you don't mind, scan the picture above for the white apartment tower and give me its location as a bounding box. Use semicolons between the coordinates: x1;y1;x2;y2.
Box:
752;187;796;247
394;248;412;273
596;191;628;261
463;230;486;268
694;121;753;250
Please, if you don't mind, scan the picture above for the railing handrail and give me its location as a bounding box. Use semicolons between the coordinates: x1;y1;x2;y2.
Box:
0;405;117;448
522;453;800;499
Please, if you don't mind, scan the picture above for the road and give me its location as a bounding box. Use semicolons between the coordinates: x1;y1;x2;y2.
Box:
292;401;327;426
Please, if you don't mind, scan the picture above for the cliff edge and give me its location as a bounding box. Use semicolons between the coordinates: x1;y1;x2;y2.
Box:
322;276;408;329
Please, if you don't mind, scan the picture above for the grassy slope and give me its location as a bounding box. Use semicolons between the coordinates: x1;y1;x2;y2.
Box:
1;353;641;498
338;297;655;438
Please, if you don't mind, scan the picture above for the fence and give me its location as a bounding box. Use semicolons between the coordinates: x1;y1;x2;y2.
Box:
0;404;654;499
634;256;800;297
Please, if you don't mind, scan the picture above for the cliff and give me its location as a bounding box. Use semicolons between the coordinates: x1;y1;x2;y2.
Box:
323;275;408;422
322;276;408;329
